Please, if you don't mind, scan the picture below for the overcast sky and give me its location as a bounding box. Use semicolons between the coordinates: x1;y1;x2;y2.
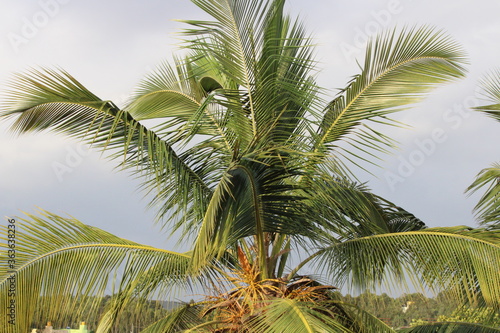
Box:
1;0;499;251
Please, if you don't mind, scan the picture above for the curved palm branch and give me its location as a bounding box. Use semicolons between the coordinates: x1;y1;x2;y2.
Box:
305;175;426;243
225;297;397;333
180;0;320;150
467;163;500;226
140;303;205;333
473;69;500;122
314;26;467;172
314;227;500;310
0;68;215;228
0;211;201;333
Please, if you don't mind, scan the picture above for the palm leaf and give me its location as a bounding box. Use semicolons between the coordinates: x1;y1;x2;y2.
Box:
315;26;467;170
0;68;213;227
140;303;205;333
466;163;500;226
248;298;351;333
314;227;500;310
473;69;500;122
181;0;272;138
0;211;196;333
247;298;396;333
302;175;425;246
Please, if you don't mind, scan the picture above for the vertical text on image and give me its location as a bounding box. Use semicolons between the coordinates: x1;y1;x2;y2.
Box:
6;218;17;325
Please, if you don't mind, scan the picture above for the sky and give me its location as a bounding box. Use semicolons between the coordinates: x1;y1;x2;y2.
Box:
1;0;499;252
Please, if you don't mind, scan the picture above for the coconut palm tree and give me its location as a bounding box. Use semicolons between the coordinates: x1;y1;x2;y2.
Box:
1;0;500;332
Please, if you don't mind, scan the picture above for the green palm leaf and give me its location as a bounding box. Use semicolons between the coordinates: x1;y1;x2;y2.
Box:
0;211;196;333
315;227;500;309
248;298;351;333
140;303;205;333
467;163;500;226
315;26;467;170
0;68;213;226
306;176;426;243
247;298;396;333
473;69;500;122
181;0;270;138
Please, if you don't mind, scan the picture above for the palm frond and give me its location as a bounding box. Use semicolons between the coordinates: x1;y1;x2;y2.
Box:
466;162;500;226
304;175;425;244
473;69;500;122
251;0;320;146
140;303;205;333
0;211;195;333
314;227;500;309
247;298;397;333
315;26;467;169
467;71;500;227
181;0;272;138
0;68;213;227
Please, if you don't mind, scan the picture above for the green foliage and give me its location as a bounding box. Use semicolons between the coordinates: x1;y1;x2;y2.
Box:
437;306;500;326
341;291;459;329
405;303;500;332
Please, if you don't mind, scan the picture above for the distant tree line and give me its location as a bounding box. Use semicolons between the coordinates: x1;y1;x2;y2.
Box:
29;291;470;331
339;291;461;328
30;295;172;332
